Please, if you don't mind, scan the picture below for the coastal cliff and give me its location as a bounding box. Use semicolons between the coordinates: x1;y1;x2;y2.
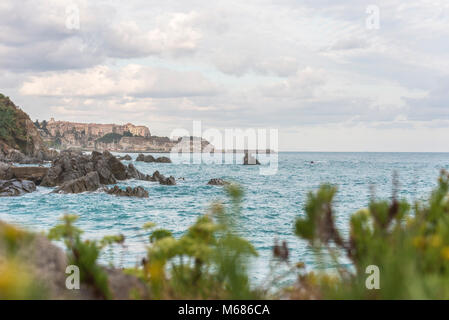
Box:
0;94;55;162
37;118;213;153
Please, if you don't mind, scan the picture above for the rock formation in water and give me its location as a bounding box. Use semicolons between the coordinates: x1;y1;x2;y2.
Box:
0;179;36;197
136;154;172;163
53;171;101;194
118;155;132;161
105;185;149;198
243;151;261;165
41;150;176;193
207;178;230;186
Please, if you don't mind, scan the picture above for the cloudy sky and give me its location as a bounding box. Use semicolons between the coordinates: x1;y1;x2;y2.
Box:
1;0;448;151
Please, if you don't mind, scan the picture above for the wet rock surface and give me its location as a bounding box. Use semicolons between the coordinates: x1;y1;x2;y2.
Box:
207;178;230;186
0;179;36;197
243;152;261;165
41;150;152;187
136;154;172;163
53;171;100;194
152;170;176;185
118;155;132;161
105;185;149;198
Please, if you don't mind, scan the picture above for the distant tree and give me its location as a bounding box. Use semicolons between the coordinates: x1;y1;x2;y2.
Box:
96;133;123;144
123;131;133;137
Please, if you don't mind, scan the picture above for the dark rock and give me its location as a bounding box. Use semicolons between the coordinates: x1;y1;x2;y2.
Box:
91;151;102;160
144;155;156;162
155;156;171;163
159;175;176;186
118;155;132;161
150;170;176;185
0;162;12;180
41;150;92;187
0;179;36;197
136;154;171;163
103;151;128;180
94;158;116;185
243;152;260;165
207;178;230;186
53;172;100;194
152;170;162;181
127;164;153;181
41;149;175;189
105;185;149;198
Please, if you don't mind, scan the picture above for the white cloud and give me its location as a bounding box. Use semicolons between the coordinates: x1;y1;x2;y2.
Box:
20;65;219;98
1;0;449;150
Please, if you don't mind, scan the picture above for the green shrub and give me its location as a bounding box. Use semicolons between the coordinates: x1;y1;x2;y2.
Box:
96;132;123;144
292;170;449;299
48;215;125;299
142;184;260;299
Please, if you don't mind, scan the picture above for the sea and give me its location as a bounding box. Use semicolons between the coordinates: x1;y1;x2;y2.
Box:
1;152;448;284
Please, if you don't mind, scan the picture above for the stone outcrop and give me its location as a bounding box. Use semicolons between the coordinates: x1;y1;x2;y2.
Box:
105;185;149;198
0;179;36;197
7;166;49;184
136;154;172;163
41;150;150;187
0;162;11;180
152;170;176;186
118;155;132;161
53;172;101;194
40;150;175;193
243;152;261;165
207;178;230;186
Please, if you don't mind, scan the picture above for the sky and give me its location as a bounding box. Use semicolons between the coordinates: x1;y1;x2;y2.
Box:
1;0;449;151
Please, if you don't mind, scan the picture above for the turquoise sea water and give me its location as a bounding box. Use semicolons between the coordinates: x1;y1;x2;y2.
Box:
1;152;449;282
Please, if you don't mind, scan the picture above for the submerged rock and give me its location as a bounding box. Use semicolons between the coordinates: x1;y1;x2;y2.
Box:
53;171;100;194
159;175;176;186
0;179;36;197
136;154;172;163
118;155;132;161
155;156;171;163
207;178;230;186
151;170;176;185
105;185;149;198
243;152;260;165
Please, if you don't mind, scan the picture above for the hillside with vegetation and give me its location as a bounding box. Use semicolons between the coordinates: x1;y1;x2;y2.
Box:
0;94;50;160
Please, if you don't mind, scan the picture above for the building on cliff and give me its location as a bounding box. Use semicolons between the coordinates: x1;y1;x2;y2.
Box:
46;118;151;138
38;119;214;153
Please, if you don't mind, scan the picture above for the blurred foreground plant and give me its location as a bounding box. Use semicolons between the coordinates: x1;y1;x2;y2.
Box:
142;184;260;299
48;214;124;299
292;170;449;299
0;223;47;299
